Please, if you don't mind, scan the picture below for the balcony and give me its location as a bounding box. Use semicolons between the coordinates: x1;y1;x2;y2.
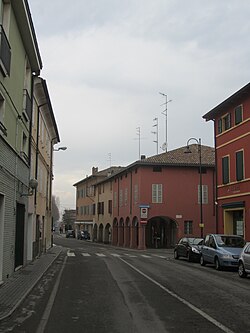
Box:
0;25;11;76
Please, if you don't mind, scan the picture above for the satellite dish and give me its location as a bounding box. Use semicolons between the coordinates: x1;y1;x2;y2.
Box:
161;142;167;151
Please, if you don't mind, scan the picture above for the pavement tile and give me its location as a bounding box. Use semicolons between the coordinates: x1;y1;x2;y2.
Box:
0;245;62;321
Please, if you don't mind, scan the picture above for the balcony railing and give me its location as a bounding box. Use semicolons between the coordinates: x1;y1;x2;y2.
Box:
0;25;11;76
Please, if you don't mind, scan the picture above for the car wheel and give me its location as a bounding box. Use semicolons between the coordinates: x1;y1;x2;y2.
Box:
238;261;247;278
174;250;179;259
215;257;221;270
200;255;206;266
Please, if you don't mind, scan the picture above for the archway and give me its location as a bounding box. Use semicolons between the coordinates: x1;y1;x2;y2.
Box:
118;218;124;246
130;216;139;249
98;224;104;242
112;219;118;246
104;223;111;244
146;216;177;248
124;217;130;247
93;223;98;242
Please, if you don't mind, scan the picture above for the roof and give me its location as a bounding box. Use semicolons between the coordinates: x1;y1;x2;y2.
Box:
139;144;215;167
12;0;42;74
96;144;215;184
73;166;125;187
203;82;250;121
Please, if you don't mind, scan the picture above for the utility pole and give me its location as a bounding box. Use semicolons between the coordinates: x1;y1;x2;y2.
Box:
159;92;172;152
152;117;159;154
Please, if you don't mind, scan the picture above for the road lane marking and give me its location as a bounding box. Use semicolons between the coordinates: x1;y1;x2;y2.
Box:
141;254;151;258
96;253;106;257
36;254;68;333
81;253;91;257
67;250;75;257
154;255;167;259
124;254;137;258
119;257;235;333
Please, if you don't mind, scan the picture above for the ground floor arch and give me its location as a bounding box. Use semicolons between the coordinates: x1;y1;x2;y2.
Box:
146;216;178;248
104;223;112;244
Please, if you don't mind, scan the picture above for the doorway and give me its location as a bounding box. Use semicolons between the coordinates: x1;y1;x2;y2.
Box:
15;203;25;269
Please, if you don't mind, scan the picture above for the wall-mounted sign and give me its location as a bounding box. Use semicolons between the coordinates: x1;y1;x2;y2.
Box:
176;215;182;219
140;207;148;218
140;220;147;224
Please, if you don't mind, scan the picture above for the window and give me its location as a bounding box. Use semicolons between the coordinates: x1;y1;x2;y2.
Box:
124;188;128;206
235;105;243;125
198;185;208;204
134;184;138;204
0;93;6;135
222;156;229;184
108;200;112;214
236;150;244;181
184;221;193;234
152;184;162;203
223;113;231;131
153;166;162;172
119;189;123;207
114;192;117;208
0;1;11;76
218;118;222;134
218;113;231;134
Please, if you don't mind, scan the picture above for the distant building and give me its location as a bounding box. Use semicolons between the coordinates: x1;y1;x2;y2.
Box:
74;145;216;249
203;82;250;241
63;209;76;230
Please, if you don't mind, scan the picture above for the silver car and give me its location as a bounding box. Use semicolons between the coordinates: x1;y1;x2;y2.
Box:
238;242;250;278
200;234;245;270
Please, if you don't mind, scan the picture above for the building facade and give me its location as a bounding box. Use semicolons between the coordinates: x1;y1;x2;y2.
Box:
74;145;216;249
0;1;59;283
203;82;250;241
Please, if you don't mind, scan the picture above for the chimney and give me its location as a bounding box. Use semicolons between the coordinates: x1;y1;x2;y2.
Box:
92;167;98;175
141;155;146;160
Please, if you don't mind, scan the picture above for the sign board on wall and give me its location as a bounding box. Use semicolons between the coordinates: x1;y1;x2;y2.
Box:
140;207;148;219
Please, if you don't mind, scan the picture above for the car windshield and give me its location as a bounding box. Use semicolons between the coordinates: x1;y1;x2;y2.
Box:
188;238;203;245
215;235;245;248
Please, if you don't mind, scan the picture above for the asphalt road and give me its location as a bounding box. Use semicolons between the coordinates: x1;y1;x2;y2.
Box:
1;234;249;333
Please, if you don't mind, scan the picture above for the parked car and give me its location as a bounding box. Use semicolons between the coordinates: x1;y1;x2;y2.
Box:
77;230;90;240
200;234;245;270
238;242;250;278
174;237;204;261
66;230;75;238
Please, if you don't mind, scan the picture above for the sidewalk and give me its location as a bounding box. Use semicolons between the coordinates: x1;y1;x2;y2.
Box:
0;245;62;321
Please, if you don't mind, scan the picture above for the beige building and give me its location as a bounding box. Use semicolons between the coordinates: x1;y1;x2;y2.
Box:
28;77;60;259
74;167;124;241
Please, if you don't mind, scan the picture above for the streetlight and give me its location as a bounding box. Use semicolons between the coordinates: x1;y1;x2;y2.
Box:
185;138;203;238
53;146;67;151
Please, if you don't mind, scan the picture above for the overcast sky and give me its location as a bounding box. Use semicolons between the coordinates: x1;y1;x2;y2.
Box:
29;0;250;213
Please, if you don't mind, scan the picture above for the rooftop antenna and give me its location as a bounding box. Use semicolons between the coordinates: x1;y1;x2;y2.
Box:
159;92;172;152
108;153;112;167
136;127;141;159
152;117;159;154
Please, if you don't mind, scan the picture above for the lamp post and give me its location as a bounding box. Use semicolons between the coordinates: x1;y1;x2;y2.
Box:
185;138;203;238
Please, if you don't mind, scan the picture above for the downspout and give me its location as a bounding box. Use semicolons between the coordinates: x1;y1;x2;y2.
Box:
28;74;35;164
213;119;219;233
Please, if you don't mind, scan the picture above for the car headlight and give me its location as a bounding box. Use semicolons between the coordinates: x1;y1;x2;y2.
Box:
191;247;200;254
221;254;232;259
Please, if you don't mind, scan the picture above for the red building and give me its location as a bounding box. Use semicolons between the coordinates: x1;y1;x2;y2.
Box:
203;82;250;241
111;144;216;249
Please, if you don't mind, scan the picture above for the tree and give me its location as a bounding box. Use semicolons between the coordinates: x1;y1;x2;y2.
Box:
52;195;60;223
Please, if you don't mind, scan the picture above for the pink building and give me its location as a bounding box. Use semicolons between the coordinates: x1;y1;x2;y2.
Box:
203;82;250;241
112;144;216;249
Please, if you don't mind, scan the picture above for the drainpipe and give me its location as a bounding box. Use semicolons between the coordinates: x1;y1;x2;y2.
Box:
213;119;219;233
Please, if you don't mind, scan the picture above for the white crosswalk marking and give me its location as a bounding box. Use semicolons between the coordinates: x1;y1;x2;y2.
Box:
96;253;106;257
124;254;137;258
110;253;121;257
141;254;151;258
81;253;91;257
67;250;75;257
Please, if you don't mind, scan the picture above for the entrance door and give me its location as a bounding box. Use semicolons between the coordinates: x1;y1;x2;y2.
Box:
15;203;25;269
